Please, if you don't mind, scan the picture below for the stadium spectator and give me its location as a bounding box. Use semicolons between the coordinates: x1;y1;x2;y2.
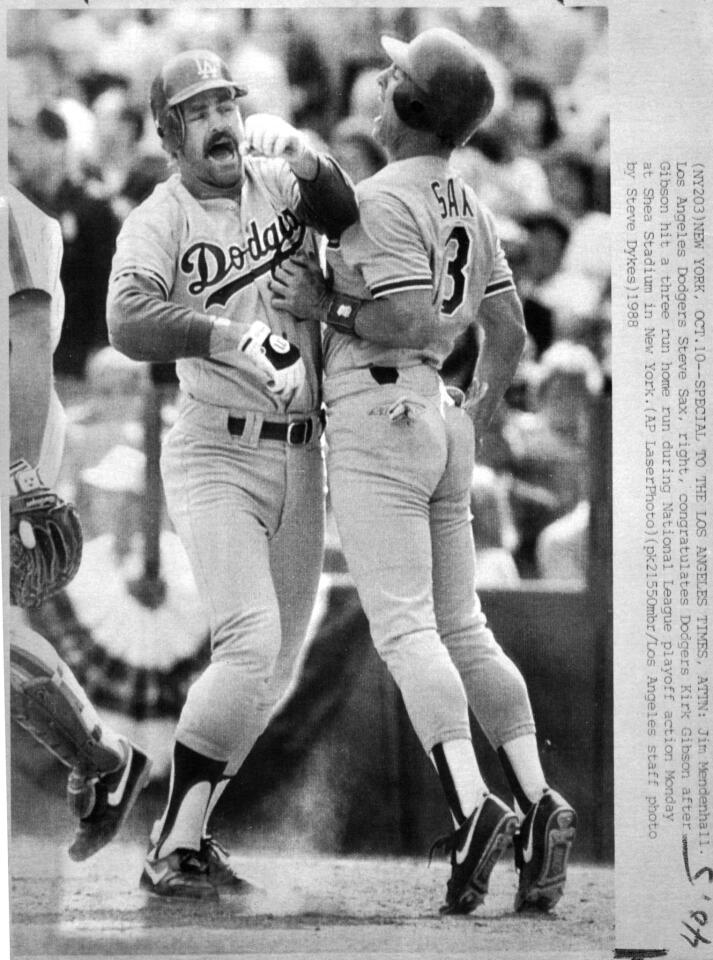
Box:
536;500;590;585
58;347;149;534
84;86;147;198
503;341;604;576
515;210;571;357
509;73;561;156
111;153;170;223
470;466;520;589
285;30;333;138
451;117;553;220
343;62;384;124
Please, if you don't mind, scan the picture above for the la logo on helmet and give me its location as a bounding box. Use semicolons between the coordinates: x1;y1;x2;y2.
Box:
195;57;220;80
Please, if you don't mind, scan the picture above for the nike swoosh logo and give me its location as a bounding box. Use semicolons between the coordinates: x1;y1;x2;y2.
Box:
455;810;480;865
144;859;170;884
108;747;133;806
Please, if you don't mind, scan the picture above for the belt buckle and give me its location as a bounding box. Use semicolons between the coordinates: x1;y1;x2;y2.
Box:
286;419;311;445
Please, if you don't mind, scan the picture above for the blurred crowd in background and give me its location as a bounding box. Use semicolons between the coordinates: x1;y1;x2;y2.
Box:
7;5;611;589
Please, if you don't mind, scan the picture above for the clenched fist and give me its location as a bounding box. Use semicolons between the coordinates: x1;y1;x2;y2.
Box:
241;114;318;180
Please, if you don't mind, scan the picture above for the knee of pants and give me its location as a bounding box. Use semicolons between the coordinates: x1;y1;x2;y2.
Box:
374;627;451;684
442;618;501;662
209;607;282;681
374;629;471;749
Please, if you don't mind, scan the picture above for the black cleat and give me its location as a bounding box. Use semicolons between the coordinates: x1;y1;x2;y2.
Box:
68;741;151;861
201;835;262;896
514;788;577;912
431;793;518;915
140;846;218;901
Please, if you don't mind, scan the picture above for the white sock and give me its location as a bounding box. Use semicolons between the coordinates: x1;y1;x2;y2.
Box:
502;734;547;811
202;777;231;838
153;782;211;857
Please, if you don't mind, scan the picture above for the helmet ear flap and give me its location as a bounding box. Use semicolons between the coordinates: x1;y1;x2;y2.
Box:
161;106;185;152
392;75;433;133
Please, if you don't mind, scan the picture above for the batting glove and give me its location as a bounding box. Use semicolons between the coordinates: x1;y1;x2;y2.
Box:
242;114;318;179
238;321;306;400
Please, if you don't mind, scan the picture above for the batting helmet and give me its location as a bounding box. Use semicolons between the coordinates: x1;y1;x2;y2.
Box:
381;29;494;147
150;49;247;152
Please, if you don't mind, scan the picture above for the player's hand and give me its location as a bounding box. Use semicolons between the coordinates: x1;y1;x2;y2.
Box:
463;378;491;440
241;114;319;180
270;257;329;322
238;321;305;401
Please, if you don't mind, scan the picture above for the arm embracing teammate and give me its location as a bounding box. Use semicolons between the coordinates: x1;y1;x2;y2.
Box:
272;29;576;918
106;48;358;900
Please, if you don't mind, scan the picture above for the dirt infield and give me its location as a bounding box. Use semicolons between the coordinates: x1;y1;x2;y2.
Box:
10;835;613;959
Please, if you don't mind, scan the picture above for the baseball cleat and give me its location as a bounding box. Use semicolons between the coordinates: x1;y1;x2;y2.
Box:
431;793;518;915
514;788;577;912
201;835;261;896
140;846;218;900
68;741;152;861
67;768;98;820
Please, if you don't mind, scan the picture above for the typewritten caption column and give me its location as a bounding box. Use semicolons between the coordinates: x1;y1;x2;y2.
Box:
622;157;711;950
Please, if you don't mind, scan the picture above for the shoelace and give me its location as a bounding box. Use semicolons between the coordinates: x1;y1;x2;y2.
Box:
202;835;229;859
202;835;241;876
428;817;470;866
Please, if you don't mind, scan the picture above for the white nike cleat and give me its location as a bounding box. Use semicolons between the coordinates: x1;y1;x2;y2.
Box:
67;740;151;861
140;846;218;901
514;788;577;912
430;793;518;915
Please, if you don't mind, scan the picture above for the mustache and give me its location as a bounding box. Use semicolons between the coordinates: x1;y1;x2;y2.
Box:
204;130;239;156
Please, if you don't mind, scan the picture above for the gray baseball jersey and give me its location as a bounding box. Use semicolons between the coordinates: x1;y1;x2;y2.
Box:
324;155;515;377
111;158;323;413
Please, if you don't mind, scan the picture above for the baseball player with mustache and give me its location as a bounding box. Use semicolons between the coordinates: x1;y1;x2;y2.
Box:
107;49;357;899
271;29;576;916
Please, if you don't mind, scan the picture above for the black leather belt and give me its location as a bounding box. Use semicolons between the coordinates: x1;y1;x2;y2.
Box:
227;415;316;445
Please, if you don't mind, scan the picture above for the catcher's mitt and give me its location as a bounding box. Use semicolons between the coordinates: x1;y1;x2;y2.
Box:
9;459;83;608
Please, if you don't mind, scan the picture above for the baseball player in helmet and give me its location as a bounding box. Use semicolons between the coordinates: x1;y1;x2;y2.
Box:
272;28;576;915
107;49;357;899
7;184;152;861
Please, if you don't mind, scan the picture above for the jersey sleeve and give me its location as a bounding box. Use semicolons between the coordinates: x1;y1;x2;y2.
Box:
248;155;357;239
109;189;180;299
7;185;63;299
8;185;65;350
337;192;432;300
482;209;516;300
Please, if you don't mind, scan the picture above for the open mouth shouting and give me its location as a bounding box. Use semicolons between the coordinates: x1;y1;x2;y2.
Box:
205;132;239;164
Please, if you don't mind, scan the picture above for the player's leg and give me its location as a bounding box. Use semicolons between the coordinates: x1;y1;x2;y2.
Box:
9;609;151;859
266;444;325;708
327;389;515;911
431;405;576;911
199;443;325;894
141;424;288;897
327;391;472;750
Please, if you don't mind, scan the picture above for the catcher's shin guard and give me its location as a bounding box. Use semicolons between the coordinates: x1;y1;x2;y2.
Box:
9;622;125;777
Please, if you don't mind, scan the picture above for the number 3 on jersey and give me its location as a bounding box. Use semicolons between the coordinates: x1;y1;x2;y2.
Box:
441;225;471;316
